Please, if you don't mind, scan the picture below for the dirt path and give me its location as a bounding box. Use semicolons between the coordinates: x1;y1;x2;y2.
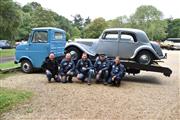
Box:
0;51;179;120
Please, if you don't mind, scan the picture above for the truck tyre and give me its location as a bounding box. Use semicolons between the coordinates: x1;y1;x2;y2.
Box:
136;51;153;65
21;60;33;73
66;47;82;60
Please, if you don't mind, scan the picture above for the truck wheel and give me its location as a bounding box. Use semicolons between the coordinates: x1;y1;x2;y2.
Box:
66;47;82;60
21;60;33;73
136;51;153;65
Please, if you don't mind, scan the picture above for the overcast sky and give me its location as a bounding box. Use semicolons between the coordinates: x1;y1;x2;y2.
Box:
14;0;180;20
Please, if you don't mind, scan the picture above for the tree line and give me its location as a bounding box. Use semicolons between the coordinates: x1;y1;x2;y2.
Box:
1;0;180;42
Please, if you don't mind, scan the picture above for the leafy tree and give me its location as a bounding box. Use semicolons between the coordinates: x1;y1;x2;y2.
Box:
84;17;108;38
55;15;74;37
16;11;32;40
167;18;180;38
108;15;130;28
131;5;167;40
72;14;84;31
71;27;81;40
30;7;58;27
22;3;33;13
0;0;22;40
84;17;91;26
132;5;162;24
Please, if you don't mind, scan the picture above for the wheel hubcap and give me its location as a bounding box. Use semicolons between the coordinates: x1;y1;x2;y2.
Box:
23;63;30;72
139;54;150;65
70;51;78;60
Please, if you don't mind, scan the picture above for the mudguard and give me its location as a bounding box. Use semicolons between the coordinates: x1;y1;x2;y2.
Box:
65;42;96;56
131;45;161;59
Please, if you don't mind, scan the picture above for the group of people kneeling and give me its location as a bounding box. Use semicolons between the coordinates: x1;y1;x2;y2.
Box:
42;52;126;87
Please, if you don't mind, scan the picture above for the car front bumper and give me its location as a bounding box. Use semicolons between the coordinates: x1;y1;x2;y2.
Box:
158;53;167;59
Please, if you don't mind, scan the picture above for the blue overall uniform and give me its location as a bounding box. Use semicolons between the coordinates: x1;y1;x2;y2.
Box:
109;62;125;86
76;58;94;84
59;58;75;83
94;58;110;84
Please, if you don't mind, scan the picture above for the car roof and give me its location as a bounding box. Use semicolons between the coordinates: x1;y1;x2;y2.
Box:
32;27;65;33
104;28;145;34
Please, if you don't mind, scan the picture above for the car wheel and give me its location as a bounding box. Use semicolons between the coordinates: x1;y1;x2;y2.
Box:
66;47;82;60
21;60;33;73
136;51;153;65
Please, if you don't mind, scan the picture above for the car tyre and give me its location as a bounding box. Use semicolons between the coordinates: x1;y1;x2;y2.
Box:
21;60;33;73
136;51;153;65
66;47;82;61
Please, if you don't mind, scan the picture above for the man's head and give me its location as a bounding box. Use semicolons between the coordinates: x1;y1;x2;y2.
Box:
115;56;120;65
99;54;106;61
81;53;88;61
49;53;55;61
65;53;71;61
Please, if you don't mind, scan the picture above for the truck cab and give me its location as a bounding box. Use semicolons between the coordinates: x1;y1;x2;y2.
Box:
15;27;66;73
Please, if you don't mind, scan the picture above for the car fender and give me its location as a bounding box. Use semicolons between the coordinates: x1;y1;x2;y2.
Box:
65;42;96;56
131;45;159;59
18;56;33;65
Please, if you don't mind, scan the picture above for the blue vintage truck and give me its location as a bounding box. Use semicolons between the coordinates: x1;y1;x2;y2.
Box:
15;27;66;73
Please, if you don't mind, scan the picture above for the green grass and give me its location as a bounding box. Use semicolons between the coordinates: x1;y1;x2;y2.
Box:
0;72;18;80
0;49;15;57
0;61;19;70
0;87;32;114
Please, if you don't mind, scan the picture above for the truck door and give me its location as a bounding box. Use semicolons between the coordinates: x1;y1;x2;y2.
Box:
50;31;66;57
97;31;119;57
28;30;49;68
118;31;139;59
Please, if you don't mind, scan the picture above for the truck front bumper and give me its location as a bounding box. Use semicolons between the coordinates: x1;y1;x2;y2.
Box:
14;61;18;64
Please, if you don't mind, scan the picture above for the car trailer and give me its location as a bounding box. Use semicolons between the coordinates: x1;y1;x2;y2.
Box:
120;60;172;77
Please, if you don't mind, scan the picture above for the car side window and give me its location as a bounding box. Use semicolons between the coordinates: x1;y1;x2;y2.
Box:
54;32;63;40
120;32;137;42
102;32;118;40
32;31;48;43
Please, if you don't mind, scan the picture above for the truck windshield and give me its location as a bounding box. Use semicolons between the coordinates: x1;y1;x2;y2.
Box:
32;31;48;43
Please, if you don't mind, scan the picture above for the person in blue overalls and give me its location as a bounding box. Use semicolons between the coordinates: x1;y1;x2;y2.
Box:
109;56;125;87
59;53;75;83
76;53;94;85
94;54;110;85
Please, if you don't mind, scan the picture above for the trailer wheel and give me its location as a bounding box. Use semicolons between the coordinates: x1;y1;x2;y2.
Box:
136;51;153;65
66;47;82;60
21;60;33;73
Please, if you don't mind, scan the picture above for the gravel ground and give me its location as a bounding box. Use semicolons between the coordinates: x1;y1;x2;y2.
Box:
0;50;179;120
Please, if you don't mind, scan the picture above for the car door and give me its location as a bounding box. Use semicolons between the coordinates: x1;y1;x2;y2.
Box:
118;31;139;59
96;31;119;57
50;30;66;57
28;30;49;68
